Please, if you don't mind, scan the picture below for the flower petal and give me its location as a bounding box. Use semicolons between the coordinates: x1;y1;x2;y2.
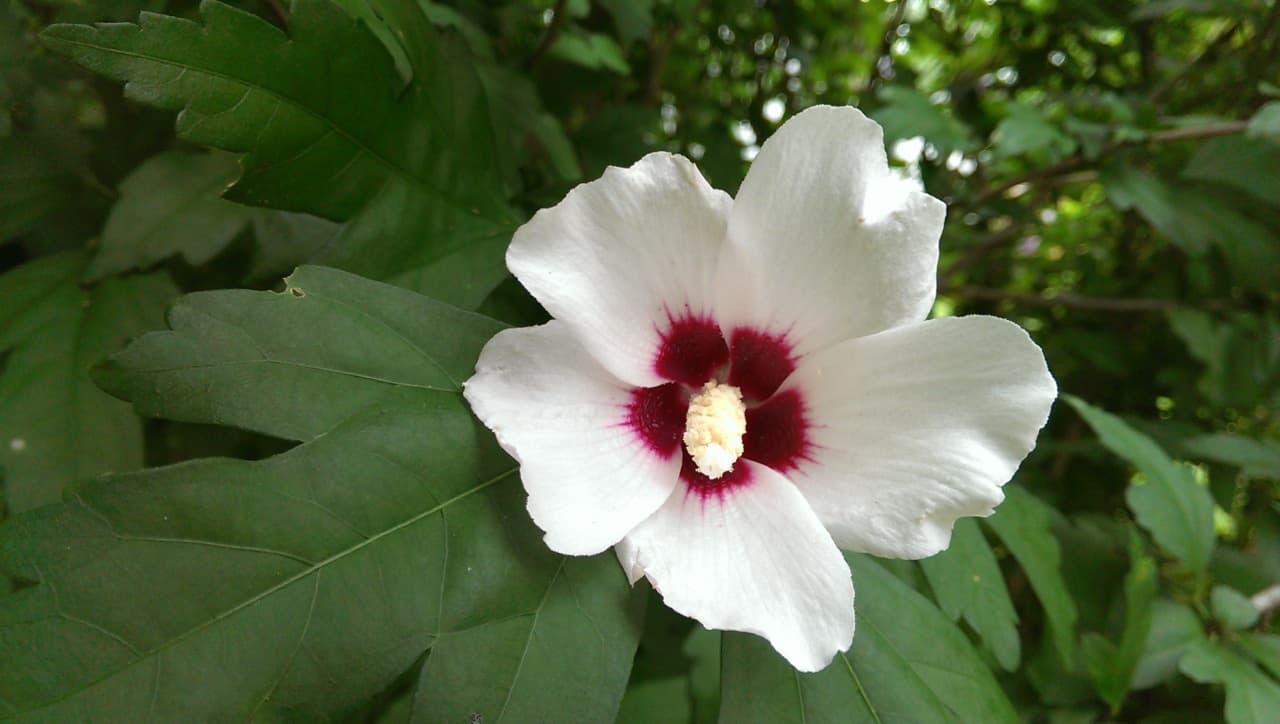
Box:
507;152;733;387
783;315;1057;559
718;105;945;356
464;322;681;555
616;461;855;672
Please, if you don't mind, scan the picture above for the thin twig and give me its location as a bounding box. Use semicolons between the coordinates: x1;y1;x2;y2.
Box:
527;0;567;69
967;120;1248;207
940;286;1235;313
645;0;709;104
938;226;1021;282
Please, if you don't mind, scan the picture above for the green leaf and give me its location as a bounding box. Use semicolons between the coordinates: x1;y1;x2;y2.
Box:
991;102;1076;160
94;266;500;443
1065;396;1215;573
1180;640;1280;724
0;131;102;246
327;0;414;85
1211;585;1260;630
1176;193;1280;291
1172;310;1280;409
920;517;1021;670
41;0;517;301
1103;168;1280;290
412;555;644;723
420;1;493;59
478;65;582;185
1183;433;1280;480
550;30;631;75
1184;135;1280;207
1132;599;1205;689
1235;634;1280;680
1166;309;1280;408
85;150;256;280
616;677;692;724
870;86;975;156
0;267;641;720
246;209;341;282
1081;534;1157;711
598;0;655;45
1130;0;1250;20
719;555;1017;723
685;626;721;724
1105;168;1211;255
0;253;174;513
984;487;1079;665
1247;102;1280;143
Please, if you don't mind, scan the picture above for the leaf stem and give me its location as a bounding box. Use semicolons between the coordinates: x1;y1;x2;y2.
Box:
527;0;568;69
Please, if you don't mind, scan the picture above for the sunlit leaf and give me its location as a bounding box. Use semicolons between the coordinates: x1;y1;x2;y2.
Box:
870;86;974;156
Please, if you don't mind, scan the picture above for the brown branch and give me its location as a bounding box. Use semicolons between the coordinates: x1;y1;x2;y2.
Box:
645;0;709;104
968;120;1249;207
938;226;1021;282
527;0;568;69
262;0;287;25
940;286;1235;313
1253;583;1280;616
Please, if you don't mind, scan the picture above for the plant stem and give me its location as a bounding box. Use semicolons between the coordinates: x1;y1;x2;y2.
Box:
968;120;1248;207
527;0;568;69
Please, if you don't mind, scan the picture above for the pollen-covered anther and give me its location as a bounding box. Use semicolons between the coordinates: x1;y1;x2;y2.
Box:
682;380;748;479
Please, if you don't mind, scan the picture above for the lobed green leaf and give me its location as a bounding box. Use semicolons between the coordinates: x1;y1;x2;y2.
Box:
719;554;1017;723
1065;396;1215;573
0;253;175;513
920;517;1021;671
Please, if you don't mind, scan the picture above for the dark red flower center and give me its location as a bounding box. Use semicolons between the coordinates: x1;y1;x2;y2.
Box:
626;312;812;498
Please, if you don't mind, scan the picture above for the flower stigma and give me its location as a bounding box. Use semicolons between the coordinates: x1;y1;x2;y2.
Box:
682;380;747;479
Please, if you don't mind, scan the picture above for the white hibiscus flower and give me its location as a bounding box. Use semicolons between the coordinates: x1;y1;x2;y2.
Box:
464;105;1057;672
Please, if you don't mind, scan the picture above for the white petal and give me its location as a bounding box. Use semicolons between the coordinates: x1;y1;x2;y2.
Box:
784;315;1057;559
718;105;945;356
507;153;733;387
464;322;681;555
618;461;855;672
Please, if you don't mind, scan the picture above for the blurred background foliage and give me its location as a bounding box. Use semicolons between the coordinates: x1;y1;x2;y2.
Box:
1;0;1279;721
